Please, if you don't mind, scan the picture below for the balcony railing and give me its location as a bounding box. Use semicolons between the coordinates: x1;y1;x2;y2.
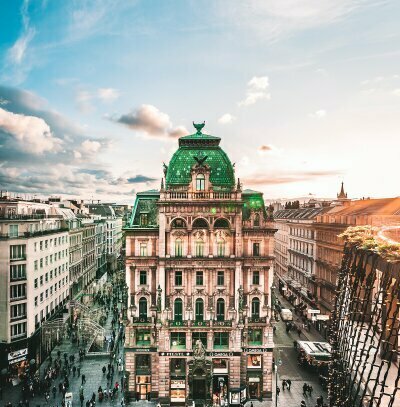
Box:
248;317;267;324
132;316;152;324
163;191;241;201
167;319;232;327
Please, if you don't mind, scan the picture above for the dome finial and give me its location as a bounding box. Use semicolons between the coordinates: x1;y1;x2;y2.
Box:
193;121;205;134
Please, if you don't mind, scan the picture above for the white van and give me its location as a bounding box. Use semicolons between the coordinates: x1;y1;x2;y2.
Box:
280;308;293;321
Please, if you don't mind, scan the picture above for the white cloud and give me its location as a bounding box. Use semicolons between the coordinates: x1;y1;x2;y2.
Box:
97;88;120;102
309;109;327;118
0;107;62;154
112;104;188;139
81;140;102;154
218;113;236;124
239;76;271;107
7;27;35;65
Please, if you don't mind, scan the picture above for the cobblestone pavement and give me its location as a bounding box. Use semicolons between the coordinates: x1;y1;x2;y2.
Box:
1;300;126;407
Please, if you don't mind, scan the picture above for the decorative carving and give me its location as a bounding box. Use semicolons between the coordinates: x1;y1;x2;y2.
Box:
193;339;206;360
238;285;244;311
193;230;205;240
215;229;231;239
171;230;187;237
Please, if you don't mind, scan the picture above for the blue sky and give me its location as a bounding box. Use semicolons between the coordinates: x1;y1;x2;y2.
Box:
0;0;399;203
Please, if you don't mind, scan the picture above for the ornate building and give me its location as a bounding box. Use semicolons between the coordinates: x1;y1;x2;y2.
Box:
124;123;276;406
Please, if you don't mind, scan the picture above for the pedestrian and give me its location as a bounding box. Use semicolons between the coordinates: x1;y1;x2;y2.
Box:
52;386;57;399
282;379;286;391
250;402;253;407
297;327;301;337
81;374;86;385
276;386;280;397
77;366;81;377
287;379;292;390
102;366;106;376
308;385;313;397
303;383;308;397
72;366;76;377
80;393;84;407
301;401;306;407
316;395;323;407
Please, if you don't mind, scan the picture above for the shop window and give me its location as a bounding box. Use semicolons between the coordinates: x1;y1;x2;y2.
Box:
254;214;260;227
170;358;186;375
217;271;224;286
252;271;260;285
136;329;151;345
213;358;228;373
139;270;147;285
192;332;207;347
175;271;182;286
139;297;148;318
195;299;204;321
252;243;260;257
135;354;151;371
171;332;186;349
216;298;225;321
174;298;183;321
196;271;204;286
248;329;262;345
214;332;229;349
251;298;260;318
195;240;204;257
247;354;262;369
196;174;205;191
175;238;183;257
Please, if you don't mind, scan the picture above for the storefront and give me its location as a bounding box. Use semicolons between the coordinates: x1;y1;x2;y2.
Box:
246;354;262;400
170;359;186;405
229;386;246;406
135;354;151;400
8;348;28;385
212;359;229;406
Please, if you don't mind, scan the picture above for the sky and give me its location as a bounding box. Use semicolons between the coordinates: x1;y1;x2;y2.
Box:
0;0;399;204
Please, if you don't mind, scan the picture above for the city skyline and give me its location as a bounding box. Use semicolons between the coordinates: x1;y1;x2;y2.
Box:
1;0;400;203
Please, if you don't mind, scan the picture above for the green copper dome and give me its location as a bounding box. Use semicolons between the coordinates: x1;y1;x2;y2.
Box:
165;122;235;189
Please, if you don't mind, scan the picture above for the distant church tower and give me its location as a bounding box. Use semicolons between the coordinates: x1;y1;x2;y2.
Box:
336;181;349;202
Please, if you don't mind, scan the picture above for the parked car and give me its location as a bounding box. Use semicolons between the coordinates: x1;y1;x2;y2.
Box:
280;308;293;321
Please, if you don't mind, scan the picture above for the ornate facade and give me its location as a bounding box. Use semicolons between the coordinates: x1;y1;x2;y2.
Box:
124;123;276;406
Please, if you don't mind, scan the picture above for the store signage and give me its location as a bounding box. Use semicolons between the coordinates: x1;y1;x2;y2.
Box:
248;377;260;382
282;287;287;291
207;351;241;357
308;309;321;314
8;348;27;364
316;315;330;321
159;351;193;357
171;380;186;389
128;347;157;352
242;347;272;353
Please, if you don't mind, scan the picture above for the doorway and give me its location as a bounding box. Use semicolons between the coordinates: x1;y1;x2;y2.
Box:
193;368;207;401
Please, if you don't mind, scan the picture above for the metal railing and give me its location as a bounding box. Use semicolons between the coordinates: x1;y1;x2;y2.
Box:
163;191;240;201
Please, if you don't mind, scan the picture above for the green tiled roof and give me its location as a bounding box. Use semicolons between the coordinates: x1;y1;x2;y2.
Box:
242;190;266;220
166;123;235;189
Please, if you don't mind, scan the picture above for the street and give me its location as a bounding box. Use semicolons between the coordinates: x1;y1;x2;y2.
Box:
273;293;328;407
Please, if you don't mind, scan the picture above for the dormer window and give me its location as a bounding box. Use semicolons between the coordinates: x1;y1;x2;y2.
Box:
196;174;205;191
254;213;260;227
140;213;148;226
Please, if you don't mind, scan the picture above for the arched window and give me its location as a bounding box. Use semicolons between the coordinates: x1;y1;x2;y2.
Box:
195;239;204;257
139;297;147;319
192;218;208;228
171;218;186;228
254;213;260;227
214;218;230;228
251;298;260;319
175;238;183;257
195;299;204;321
216;298;225;321
174;298;183;321
217;238;225;257
196;174;205;191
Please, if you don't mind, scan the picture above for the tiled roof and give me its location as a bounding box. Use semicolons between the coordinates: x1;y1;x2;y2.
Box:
274;207;330;220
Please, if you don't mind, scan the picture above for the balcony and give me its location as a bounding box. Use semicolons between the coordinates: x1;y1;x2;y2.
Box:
248;317;267;324
162;191;241;201
167;320;232;327
132;316;152;324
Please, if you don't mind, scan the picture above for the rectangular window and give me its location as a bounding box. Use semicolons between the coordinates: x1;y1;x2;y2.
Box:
252;271;260;285
171;332;186;349
175;271;182;286
137;330;151;345
140;213;148;226
40;258;43;268
40;293;43;302
196;271;204;286
217;240;225;257
34;242;38;252
50;270;53;280
195;241;204;257
45;289;49;298
192;332;208;348
10;322;26;339
247;354;262;369
139;270;147;285
40;241;43;251
34;278;38;288
140;243;148;256
34;296;38;307
213;332;229;349
253;243;260;257
40;275;43;286
45;273;48;283
10;245;26;260
9;225;19;238
45;240;48;249
10;303;26;320
34;260;38;271
50;254;53;263
10;284;26;300
248;329;262;345
10;264;26;280
217;271;224;286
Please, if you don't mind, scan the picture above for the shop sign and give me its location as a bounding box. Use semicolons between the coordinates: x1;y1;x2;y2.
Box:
8;348;27;364
307;309;320;314
242;347;271;353
171;380;185;389
159;351;193;357
229;391;240;405
207;351;241;357
316;315;330;321
248;377;260;383
240;388;247;403
282;287;287;291
128;347;157;353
